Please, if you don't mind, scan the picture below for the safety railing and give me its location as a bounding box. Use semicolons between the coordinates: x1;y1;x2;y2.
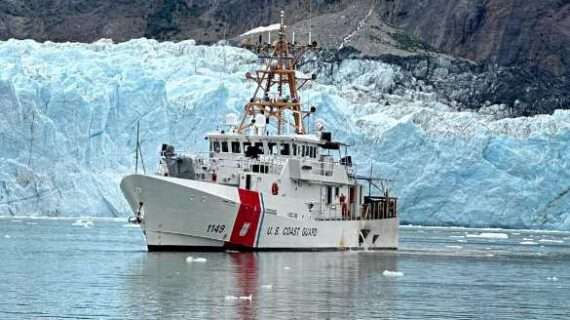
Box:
180;152;354;178
314;196;397;221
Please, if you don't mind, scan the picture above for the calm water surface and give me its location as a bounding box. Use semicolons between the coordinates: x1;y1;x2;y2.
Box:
0;218;569;319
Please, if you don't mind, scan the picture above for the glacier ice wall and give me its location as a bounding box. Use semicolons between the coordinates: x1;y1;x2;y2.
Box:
0;39;568;230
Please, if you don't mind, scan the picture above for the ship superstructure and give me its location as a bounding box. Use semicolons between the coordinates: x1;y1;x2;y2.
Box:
120;12;398;251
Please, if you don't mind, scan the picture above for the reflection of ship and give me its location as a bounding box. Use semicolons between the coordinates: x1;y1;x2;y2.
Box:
120;12;399;251
125;252;399;319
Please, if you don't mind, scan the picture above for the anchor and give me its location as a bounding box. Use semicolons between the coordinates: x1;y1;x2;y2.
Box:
128;201;144;224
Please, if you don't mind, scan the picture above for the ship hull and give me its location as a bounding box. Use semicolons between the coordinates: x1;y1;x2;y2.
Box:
121;174;399;251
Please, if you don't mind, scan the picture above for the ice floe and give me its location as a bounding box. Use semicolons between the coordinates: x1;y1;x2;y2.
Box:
382;270;404;277
72;218;94;228
465;233;509;239
122;224;141;228
224;294;252;301
185;256;207;263
538;239;564;244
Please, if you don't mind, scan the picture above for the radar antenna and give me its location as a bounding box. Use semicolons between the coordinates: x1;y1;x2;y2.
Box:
238;11;318;135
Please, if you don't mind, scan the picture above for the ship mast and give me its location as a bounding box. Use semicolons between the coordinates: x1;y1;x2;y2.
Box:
238;11;317;135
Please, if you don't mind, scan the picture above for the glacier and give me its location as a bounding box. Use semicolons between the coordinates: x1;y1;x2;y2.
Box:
0;39;569;230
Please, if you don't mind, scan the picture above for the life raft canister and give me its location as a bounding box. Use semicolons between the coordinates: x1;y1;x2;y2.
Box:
271;182;279;195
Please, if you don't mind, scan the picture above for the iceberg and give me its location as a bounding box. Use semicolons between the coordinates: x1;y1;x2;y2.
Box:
0;39;569;230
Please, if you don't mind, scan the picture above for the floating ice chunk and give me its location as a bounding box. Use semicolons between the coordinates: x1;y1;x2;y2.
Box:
186;256;207;263
283;266;291;270
123;224;140;228
523;238;534;241
224;294;252;302
4;235;10;239
449;235;465;239
11;219;22;223
261;284;273;289
547;276;559;281
457;240;466;243
446;245;463;249
382;270;404;277
520;241;538;245
72;218;94;228
465;232;509;239
538;239;564;244
239;294;253;301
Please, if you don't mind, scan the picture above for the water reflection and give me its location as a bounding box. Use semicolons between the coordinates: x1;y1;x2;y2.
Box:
229;253;257;320
126;251;399;319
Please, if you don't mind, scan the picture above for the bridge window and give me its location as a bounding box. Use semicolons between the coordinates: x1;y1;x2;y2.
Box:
255;142;264;154
213;141;220;153
243;142;251;153
231;141;241;153
221;141;229;153
292;144;297;156
302;145;307;157
280;143;290;156
252;164;269;174
268;142;277;155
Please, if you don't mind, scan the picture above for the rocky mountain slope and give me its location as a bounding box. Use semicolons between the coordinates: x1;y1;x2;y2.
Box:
0;0;568;115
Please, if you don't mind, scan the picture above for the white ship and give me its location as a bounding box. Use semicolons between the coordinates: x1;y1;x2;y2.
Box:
121;13;399;251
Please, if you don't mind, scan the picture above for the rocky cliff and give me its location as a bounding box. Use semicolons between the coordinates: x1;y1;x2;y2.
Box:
0;0;568;115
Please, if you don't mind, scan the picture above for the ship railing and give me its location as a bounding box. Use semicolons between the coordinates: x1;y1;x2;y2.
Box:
177;151;354;177
361;197;398;220
188;152;286;175
313;197;397;221
296;158;355;178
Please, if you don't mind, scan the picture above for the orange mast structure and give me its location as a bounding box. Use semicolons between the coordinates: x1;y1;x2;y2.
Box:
238;11;318;135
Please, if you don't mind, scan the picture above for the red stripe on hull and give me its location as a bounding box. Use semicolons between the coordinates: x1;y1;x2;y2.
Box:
229;189;262;248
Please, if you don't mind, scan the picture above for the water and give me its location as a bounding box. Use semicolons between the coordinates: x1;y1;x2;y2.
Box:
1;218;569;319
